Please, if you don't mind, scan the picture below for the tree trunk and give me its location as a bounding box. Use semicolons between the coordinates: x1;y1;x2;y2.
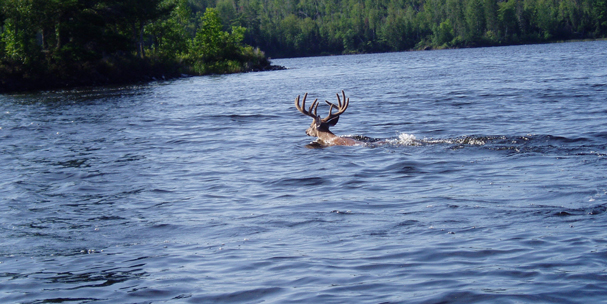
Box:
139;21;145;58
56;21;61;50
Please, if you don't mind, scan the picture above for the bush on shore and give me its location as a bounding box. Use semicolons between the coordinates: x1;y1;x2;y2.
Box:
0;1;279;93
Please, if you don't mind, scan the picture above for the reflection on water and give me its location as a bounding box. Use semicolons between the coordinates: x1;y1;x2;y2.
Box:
1;41;607;303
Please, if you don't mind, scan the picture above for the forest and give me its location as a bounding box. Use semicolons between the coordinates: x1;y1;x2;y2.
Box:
2;0;607;92
201;0;607;57
0;0;273;92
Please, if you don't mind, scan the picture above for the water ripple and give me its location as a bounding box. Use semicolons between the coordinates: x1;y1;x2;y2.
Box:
1;41;607;303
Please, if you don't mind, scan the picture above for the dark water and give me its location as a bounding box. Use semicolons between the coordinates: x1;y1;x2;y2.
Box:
1;41;607;303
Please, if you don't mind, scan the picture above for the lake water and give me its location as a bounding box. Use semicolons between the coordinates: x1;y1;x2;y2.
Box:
1;41;607;303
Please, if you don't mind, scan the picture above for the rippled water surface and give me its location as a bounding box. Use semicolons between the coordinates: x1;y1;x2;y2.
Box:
2;41;607;303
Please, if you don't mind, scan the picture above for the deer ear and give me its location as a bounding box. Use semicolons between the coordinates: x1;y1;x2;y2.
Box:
314;117;323;127
326;116;339;126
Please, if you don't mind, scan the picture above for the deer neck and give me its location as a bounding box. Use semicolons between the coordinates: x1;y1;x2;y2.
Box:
316;130;339;145
316;130;359;146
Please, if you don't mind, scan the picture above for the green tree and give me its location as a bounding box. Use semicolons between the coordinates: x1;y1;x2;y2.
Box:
465;0;486;42
498;0;519;41
187;7;267;74
596;0;607;35
445;0;466;41
484;0;498;37
120;0;170;58
535;0;560;39
216;0;239;30
1;0;40;65
433;19;454;47
147;0;191;58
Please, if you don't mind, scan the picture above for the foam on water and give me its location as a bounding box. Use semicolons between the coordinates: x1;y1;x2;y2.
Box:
390;133;490;146
396;133;421;146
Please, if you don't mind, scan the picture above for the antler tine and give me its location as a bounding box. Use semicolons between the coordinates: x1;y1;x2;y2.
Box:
321;90;349;123
294;94;304;112
296;93;320;119
342;90;348;109
333;91;349;116
310;99;319;117
336;91;343;108
325;93;344;108
325;101;335;116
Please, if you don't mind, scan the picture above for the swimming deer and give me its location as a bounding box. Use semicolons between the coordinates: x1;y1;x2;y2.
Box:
295;90;360;147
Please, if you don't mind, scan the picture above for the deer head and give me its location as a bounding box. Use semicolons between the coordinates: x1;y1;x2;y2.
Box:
295;90;357;146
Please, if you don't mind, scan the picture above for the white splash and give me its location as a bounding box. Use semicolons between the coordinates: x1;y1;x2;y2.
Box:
386;133;421;146
398;133;419;145
389;133;489;146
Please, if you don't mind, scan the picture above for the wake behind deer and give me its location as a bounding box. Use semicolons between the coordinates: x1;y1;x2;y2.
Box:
294;91;485;148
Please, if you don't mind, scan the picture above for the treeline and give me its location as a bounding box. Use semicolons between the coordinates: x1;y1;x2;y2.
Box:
194;0;607;57
2;0;607;92
0;0;274;92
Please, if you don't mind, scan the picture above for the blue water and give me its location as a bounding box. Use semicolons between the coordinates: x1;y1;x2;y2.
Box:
1;41;607;303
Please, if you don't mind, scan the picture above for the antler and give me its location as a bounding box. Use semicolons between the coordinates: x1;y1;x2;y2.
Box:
322;90;349;124
296;90;350;127
295;90;357;145
295;93;320;120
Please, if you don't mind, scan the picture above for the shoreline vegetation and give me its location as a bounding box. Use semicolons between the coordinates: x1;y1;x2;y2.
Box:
0;1;284;93
2;0;606;93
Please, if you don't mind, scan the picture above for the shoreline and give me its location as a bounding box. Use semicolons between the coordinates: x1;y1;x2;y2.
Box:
3;39;603;94
268;38;607;60
0;61;286;95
